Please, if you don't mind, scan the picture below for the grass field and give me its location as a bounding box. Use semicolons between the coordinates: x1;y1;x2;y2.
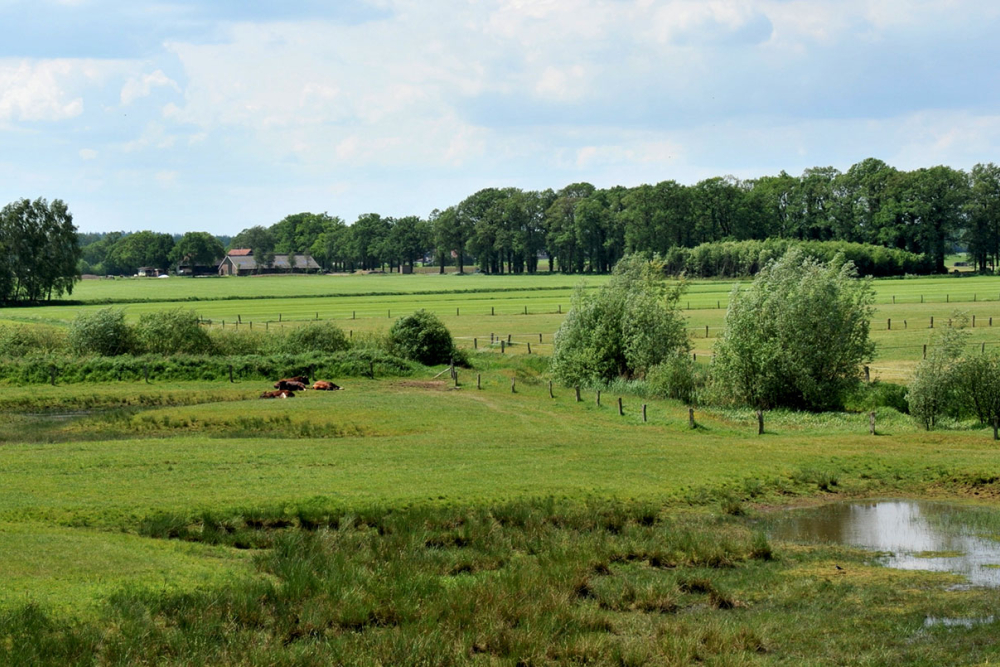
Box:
3;272;1000;664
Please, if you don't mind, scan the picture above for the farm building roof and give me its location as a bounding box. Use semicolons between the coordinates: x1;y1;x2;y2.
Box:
228;248;253;256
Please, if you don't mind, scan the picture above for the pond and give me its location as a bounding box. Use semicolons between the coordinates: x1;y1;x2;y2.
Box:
770;500;1000;588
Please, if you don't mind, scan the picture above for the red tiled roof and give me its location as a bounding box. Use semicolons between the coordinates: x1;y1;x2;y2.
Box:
228;248;252;256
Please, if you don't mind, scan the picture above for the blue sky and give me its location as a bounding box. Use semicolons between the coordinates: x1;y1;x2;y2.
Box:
2;0;999;235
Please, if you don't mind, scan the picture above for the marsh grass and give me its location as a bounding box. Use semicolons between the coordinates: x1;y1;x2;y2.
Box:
4;499;1000;665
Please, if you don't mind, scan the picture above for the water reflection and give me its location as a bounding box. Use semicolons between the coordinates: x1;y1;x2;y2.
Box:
771;501;1000;587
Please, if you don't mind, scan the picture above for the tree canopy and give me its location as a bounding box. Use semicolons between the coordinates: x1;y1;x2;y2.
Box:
0;198;80;302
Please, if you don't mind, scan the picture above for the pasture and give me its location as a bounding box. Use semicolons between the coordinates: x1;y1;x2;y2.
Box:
2;271;1000;664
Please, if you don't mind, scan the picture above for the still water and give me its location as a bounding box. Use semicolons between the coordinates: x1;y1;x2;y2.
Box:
770;500;1000;588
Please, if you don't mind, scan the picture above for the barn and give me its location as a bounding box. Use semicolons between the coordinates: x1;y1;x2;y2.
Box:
218;249;321;276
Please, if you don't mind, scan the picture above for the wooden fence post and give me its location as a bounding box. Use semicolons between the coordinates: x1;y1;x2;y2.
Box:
369;361;375;379
477;373;481;390
352;311;355;320
229;365;234;383
491;306;495;316
904;320;907;329
266;322;269;332
527;342;532;354
596;390;601;407
618;397;624;416
930;316;934;328
524;306;527;315
507;334;512;344
575;386;581;402
923;344;927;359
892;295;895;304
279;313;282;322
982;342;986;354
692;352;697;362
456;308;459;316
757;410;764;435
548;381;554;398
511;379;516;393
705;325;709;338
539;333;543;343
887;318;891;330
642;404;647;422
869;412;876;436
500;340;505;354
474;338;478;349
688;408;695;429
237;314;241;324
973;315;976;327
864;366;870;383
454;371;459;388
994;417;998;441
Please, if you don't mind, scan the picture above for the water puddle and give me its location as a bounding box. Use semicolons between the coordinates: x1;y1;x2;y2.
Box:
770;500;1000;587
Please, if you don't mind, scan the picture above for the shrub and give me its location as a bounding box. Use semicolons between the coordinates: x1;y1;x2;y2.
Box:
134;308;214;355
907;320;967;429
0;324;67;357
208;328;277;356
389;310;459;366
711;248;876;410
280;321;351;355
550;255;689;386
646;353;702;404
68;308;136;356
844;381;909;414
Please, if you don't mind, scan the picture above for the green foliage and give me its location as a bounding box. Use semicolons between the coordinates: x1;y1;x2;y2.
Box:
712;248;876;410
953;353;1000;427
843;381;910;414
646;353;703;404
170;231;225;268
0;324;66;357
907;321;968;429
668;238;932;278
67;307;137;356
280;321;351;355
0;350;414;384
389;309;460;366
0;197;81;302
134;308;214;355
550;255;689;386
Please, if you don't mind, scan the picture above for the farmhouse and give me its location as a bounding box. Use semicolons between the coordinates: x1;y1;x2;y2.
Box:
218;249;322;276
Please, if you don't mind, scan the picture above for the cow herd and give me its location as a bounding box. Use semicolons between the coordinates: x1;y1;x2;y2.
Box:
260;375;342;399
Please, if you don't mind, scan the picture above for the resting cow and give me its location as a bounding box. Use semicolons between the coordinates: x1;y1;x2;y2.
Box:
312;381;341;391
274;379;307;391
260;389;295;399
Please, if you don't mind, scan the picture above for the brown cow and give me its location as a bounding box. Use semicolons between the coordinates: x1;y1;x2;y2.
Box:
274;379;307;391
260;389;295;399
312;381;341;391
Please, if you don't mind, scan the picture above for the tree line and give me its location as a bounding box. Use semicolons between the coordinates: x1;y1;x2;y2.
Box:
224;158;1000;275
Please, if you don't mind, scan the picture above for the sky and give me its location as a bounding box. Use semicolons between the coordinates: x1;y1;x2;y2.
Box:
2;0;999;236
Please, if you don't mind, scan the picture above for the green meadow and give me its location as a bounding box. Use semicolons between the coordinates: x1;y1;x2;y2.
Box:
2;272;1000;664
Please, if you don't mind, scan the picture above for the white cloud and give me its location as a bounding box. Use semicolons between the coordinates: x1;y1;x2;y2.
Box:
120;69;179;105
79;148;98;160
0;60;85;121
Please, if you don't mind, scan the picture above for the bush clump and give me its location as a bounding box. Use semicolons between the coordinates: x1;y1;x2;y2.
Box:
0;324;66;357
550;254;689;386
646;353;703;404
389;310;462;366
134;308;214;355
280;321;351;355
68;308;136;356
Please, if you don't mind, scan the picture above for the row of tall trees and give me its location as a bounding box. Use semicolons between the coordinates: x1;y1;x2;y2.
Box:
237;159;1000;275
0;198;81;302
80;231;225;276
